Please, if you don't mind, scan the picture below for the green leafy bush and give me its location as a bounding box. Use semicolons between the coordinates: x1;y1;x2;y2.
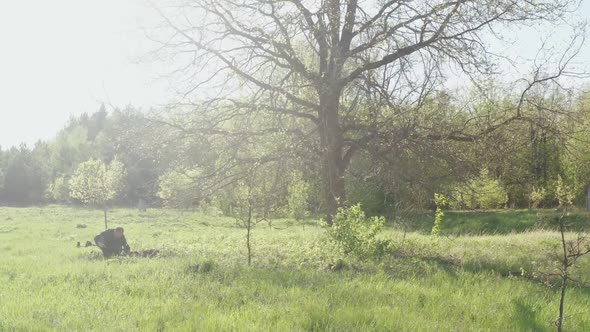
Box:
450;168;508;210
325;204;389;260
556;175;576;207
431;193;447;237
529;186;548;208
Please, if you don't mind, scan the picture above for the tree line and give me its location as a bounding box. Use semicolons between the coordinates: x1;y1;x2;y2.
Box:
0;87;589;218
2;0;590;221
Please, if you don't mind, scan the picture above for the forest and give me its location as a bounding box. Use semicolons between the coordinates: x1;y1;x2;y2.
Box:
1;87;589;218
2;0;590;224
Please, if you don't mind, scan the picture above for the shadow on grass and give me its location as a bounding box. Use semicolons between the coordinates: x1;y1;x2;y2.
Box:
392;246;590;296
78;249;173;262
512;299;548;332
79;251;104;261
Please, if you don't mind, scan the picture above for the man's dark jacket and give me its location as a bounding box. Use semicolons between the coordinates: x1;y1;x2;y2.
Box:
94;229;130;257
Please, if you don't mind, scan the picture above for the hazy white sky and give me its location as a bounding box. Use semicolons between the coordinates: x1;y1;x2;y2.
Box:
0;0;589;148
0;0;168;148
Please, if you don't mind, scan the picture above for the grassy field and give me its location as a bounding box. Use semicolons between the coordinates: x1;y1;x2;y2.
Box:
398;208;590;235
0;206;589;331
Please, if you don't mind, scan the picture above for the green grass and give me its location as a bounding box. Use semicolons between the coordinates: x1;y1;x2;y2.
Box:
0;206;589;331
399;208;590;235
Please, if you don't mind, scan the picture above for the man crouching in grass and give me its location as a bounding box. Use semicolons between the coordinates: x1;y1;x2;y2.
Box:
94;227;130;258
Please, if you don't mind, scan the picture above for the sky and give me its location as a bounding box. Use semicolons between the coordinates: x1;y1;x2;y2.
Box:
0;0;168;148
0;0;589;148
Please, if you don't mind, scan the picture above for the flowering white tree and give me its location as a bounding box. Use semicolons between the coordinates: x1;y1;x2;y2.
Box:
69;159;126;229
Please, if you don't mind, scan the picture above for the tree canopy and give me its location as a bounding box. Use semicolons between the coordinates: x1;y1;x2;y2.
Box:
69;158;127;229
149;0;586;221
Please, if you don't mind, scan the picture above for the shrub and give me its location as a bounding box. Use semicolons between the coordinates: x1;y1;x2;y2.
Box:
450;168;508;210
529;186;548;208
431;193;447;237
325;204;389;260
556;175;576;207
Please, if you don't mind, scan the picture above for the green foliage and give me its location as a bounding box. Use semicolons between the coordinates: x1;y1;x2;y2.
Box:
69;159;127;207
555;175;576;208
287;171;309;221
230;169;277;221
526;181;559;209
219;165;285;265
431;193;448;237
529;188;545;208
451;168;508;210
98;108;175;205
325;204;388;260
158;168;201;209
48;124;95;176
345;154;392;216
47;176;70;203
1;145;48;205
213;187;239;216
2;87;590;214
434;192;449;209
560;134;590;205
552;174;587;332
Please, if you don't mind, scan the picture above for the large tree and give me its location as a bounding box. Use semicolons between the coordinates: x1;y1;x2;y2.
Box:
2;144;48;206
151;0;584;222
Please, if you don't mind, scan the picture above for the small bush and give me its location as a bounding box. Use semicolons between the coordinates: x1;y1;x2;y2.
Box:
556;175;576;207
450;168;508;210
325;204;389;260
529;187;548;208
431;194;447;237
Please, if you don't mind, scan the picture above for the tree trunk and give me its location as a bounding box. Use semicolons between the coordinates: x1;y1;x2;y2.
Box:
322;157;346;225
557;213;568;332
319;91;346;225
246;204;252;266
557;275;567;332
104;206;108;230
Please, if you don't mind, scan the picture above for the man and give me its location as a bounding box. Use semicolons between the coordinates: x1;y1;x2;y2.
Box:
94;227;130;258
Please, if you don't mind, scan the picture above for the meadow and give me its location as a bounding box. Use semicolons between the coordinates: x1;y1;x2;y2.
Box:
0;206;589;331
